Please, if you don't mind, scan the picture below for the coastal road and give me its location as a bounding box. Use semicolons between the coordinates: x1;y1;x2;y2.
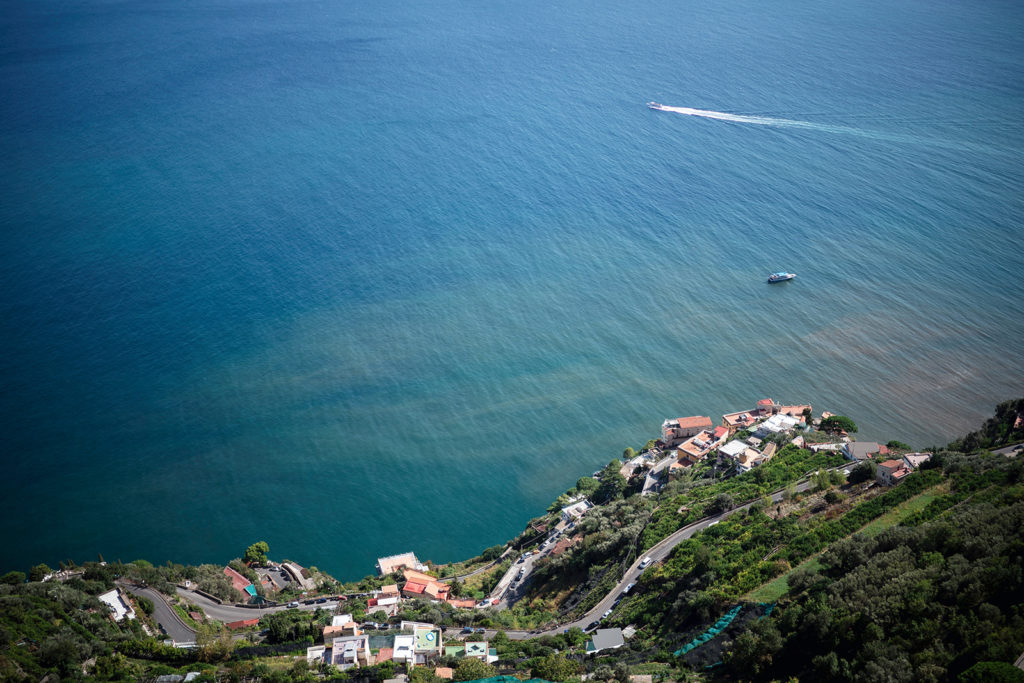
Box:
525;466;851;637
122;584;196;644
180;465;854;635
174;587;352;622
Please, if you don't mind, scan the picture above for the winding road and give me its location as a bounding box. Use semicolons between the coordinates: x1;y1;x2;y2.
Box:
175;464;853;640
122;584;196;644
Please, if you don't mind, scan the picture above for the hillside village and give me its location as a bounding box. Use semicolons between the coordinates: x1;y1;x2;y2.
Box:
2;398;1022;682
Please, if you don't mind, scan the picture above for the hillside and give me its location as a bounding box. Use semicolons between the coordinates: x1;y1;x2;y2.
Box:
0;400;1022;682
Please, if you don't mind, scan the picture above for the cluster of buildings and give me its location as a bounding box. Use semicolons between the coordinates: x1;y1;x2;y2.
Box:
305;618;497;676
840;443;933;486
660;398;813;476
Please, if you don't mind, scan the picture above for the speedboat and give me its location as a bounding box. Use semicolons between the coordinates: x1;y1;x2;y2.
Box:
768;272;796;283
647;101;667;110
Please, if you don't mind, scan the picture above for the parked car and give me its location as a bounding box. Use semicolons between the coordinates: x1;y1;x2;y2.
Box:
622;582;636;594
639;557;653;569
602;609;612;619
475;628;486;634
315;598;328;604
287;601;300;608
584;621;600;632
461;626;474;634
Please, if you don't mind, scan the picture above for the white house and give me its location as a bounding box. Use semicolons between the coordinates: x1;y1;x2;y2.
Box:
98;589;135;622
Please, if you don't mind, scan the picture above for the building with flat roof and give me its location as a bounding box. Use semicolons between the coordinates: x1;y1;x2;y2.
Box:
377;552;425;576
98;589;136;622
586;628;625;655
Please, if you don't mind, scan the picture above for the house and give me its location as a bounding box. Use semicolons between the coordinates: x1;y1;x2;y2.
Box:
760;442;778;461
402;569;450;601
877;459;912;486
377;552;426;577
223;566;257;599
718;440;748;461
226;618;259;630
903;452;932;469
842;442;882;462
721;409;759;432
392;634;416;665
677;430;715;464
586;628;625;655
323;614;359;640
412;624;443;661
330;635;373;669
735;448;765;473
306;645;327;663
98;589;136;621
661;416;713;446
435;668;454;679
560;499;593;524
549;535;581;557
752;413;800;438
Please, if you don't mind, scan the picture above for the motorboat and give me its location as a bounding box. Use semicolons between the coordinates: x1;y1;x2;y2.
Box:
767;272;796;283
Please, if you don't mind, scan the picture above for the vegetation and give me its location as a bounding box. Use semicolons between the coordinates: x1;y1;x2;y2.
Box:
819;415;858;434
243;541;270;566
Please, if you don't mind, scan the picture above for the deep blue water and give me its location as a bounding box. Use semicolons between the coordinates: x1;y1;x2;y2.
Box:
2;0;1022;579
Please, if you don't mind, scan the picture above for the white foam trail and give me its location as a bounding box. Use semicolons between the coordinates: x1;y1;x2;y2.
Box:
654;105;810;128
648;102;979;150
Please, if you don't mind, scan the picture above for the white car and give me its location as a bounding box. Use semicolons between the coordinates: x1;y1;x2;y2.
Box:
639;557;652;569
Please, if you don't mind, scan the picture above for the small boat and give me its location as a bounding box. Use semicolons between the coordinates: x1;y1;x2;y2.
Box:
647;101;668;110
767;272;796;283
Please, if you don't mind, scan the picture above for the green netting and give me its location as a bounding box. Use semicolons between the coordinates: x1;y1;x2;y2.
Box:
673;605;744;657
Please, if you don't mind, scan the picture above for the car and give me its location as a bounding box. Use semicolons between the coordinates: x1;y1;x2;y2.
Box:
639;557;653;569
602;609;612;619
461;626;474;634
584;621;600;632
623;582;636;594
287;601;300;608
315;598;328;604
475;628;486;634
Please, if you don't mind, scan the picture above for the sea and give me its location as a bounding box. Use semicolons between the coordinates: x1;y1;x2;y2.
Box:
1;0;1022;580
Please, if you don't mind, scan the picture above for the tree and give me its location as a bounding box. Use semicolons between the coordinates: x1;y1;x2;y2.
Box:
243;541;270;566
848;460;877;484
623;447;636;460
480;545;504;561
29;564;52;582
707;493;735;514
886;440;911;452
453;657;496;681
576;476;600;495
532;654;582;682
596;460;627;502
820;416;858;434
0;571;25;585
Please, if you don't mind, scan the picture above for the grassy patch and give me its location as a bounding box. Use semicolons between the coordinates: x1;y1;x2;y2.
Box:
746;556;822;603
172;603;201;631
858;486;945;537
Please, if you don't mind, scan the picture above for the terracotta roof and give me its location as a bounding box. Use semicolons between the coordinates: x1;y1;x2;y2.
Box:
376;648;393;662
757;398;774;406
226;618;259;630
879;459;904;469
223;566;253;594
435;668;454;679
713;425;729;439
675;416;713;429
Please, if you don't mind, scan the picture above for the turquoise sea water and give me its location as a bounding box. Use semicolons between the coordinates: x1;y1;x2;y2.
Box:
2;0;1022;579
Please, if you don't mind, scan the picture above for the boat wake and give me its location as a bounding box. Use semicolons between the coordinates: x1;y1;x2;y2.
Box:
645;101;976;150
650;102;827;130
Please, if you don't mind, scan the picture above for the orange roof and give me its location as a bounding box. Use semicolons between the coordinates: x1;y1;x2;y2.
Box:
403;569;437;584
879;459;904;469
380;584;399;596
223;566;252;593
757;398;774;406
675;416;712;428
376;648;393;662
435;667;454;679
226;618;259;630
